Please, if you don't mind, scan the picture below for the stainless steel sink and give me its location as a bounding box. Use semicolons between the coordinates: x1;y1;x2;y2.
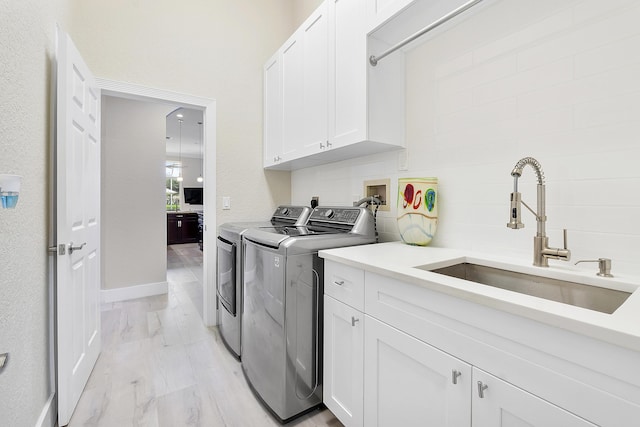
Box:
417;262;631;314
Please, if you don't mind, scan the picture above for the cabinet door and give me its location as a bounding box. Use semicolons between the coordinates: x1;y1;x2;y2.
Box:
323;295;364;427
182;215;200;243
472;369;596;427
328;0;367;148
301;2;328;156
263;52;283;167
281;33;304;161
364;315;472;427
167;216;179;245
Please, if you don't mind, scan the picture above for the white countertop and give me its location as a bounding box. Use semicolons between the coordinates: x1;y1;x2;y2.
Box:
319;242;640;352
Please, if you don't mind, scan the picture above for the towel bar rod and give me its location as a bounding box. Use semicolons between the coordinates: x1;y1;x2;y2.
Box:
369;0;484;66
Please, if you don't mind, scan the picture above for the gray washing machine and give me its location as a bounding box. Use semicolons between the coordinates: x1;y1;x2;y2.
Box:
216;206;311;359
241;207;376;422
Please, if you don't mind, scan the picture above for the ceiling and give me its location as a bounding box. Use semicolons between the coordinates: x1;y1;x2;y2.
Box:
166;107;204;159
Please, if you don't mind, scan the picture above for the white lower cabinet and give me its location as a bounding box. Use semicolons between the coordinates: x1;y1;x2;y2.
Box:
363;315;471;427
321;260;608;427
323;295;364;427
472;369;595;427
357;316;595;427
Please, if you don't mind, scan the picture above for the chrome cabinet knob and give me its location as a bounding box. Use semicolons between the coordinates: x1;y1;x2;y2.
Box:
477;381;488;398
452;370;462;385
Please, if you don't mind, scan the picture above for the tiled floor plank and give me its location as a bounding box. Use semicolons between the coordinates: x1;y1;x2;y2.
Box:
68;244;341;426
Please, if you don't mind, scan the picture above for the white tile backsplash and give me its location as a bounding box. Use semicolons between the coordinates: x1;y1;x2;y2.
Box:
292;0;640;277
574;34;640;79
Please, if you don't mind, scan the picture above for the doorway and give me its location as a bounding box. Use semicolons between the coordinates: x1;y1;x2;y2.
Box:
98;79;217;326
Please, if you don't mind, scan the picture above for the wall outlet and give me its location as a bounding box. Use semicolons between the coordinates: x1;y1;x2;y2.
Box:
363;178;391;211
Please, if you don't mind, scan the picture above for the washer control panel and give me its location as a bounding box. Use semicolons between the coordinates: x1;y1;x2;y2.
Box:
310;207;361;225
271;205;311;225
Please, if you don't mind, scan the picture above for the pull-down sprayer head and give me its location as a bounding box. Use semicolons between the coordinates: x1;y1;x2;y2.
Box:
507;187;524;229
507;157;544;230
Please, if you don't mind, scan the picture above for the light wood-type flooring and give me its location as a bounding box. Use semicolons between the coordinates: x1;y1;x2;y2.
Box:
67;244;342;427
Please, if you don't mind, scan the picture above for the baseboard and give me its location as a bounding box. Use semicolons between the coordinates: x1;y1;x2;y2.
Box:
101;281;168;303
35;392;56;427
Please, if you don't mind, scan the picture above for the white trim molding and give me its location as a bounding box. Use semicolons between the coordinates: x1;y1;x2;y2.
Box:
96;78;214;108
101;281;169;304
35;393;56;427
95;78;217;326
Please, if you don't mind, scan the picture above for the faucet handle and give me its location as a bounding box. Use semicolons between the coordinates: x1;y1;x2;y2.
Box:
575;258;613;278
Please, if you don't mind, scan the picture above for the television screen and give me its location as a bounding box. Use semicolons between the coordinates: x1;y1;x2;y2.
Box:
184;187;203;205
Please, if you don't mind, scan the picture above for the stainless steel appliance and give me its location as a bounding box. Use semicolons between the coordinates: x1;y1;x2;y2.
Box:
216;206;311;359
241;207;376;422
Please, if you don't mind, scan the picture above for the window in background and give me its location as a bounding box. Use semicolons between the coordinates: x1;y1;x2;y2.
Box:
166;161;181;211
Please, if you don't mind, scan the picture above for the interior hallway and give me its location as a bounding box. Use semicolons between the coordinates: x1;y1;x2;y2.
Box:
67;244;341;426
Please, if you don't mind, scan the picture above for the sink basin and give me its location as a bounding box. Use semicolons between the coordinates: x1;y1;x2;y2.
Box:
417;262;631;314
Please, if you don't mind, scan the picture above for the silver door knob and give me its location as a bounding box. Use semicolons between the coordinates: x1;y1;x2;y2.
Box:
69;242;86;254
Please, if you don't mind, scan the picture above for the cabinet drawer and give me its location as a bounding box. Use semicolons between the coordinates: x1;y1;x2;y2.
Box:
325;261;365;311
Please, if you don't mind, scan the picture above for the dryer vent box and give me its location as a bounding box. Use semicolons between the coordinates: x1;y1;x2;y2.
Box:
363;179;390;211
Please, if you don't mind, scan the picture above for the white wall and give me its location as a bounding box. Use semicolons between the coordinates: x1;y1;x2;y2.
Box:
102;96;169;291
293;0;324;27
0;1;72;425
68;0;295;225
292;0;640;277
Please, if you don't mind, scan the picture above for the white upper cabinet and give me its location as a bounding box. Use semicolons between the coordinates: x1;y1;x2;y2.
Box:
263;0;404;170
301;3;329;156
281;33;305;162
263;52;283;167
327;0;367;148
264;3;328;168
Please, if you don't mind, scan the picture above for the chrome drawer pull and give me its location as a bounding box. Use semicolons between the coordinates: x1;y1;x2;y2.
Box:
334;280;344;286
351;317;359;326
477;381;488;398
452;370;462;385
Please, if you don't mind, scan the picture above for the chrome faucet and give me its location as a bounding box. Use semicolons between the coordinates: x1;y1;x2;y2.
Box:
507;157;570;267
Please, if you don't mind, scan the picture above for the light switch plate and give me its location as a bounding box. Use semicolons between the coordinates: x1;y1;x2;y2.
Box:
398;149;408;171
222;196;231;210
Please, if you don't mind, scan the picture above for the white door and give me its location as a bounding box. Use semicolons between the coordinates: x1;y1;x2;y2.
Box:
328;0;367;148
55;28;101;426
301;1;328;155
263;51;283;167
281;33;304;160
472;369;596;427
364;316;472;427
323;295;364;427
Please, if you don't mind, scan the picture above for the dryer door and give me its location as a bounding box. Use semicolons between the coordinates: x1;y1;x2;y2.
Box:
216;236;236;315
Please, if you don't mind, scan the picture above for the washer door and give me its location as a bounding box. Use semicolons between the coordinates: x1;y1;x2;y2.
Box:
216;236;236;315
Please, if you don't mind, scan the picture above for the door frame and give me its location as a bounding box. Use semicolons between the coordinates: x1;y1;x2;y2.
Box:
97;78;218;326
